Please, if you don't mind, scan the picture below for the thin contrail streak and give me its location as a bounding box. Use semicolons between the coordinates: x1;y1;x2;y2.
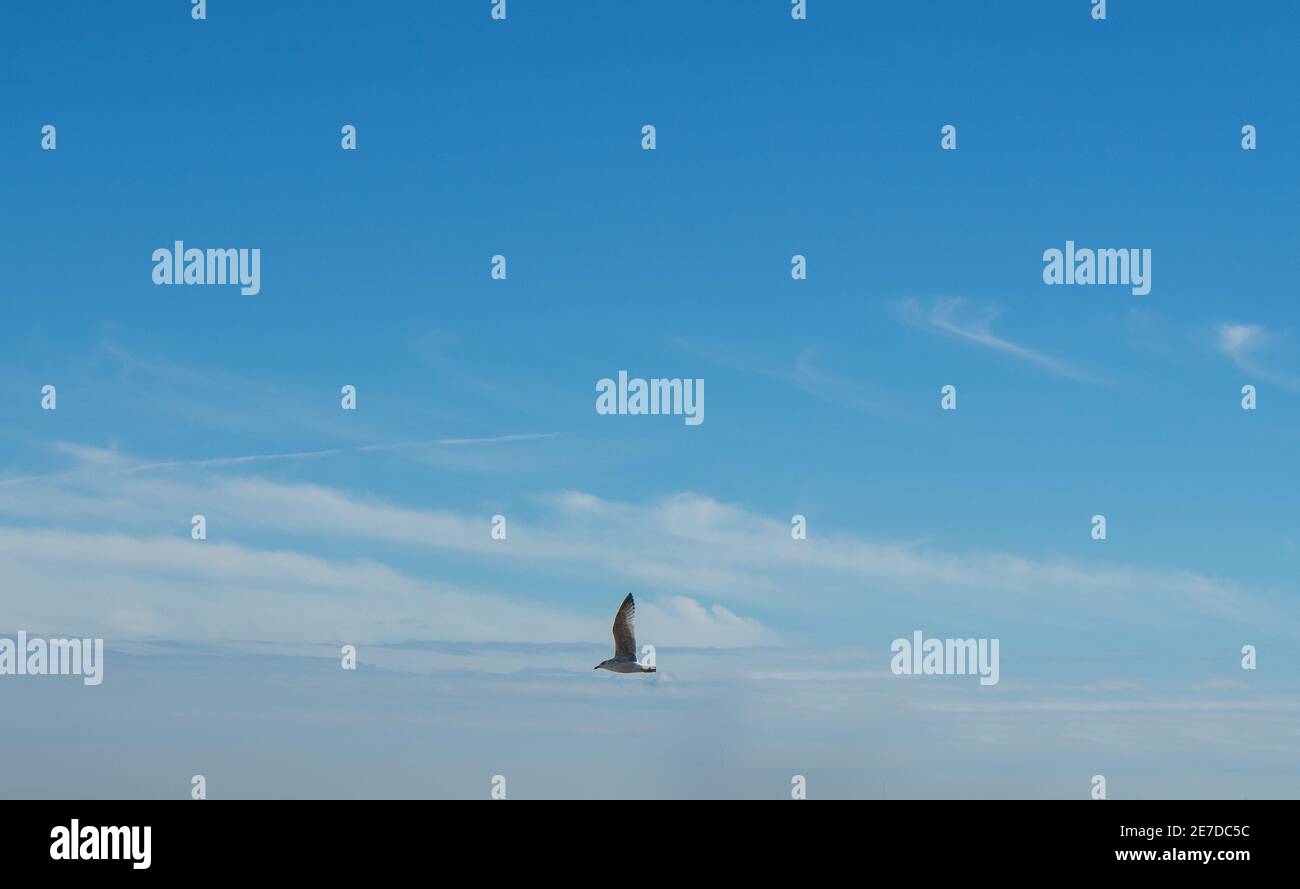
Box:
0;433;558;487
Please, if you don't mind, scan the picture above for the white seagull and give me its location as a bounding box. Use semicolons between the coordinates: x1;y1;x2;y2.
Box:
594;593;656;673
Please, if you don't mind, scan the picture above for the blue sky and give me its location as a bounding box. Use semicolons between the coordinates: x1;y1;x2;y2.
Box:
1;1;1298;798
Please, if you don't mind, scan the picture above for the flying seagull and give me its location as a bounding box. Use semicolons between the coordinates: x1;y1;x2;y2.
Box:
594;593;656;673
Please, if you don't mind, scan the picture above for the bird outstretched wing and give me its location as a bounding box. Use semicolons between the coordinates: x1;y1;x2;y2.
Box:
612;593;637;660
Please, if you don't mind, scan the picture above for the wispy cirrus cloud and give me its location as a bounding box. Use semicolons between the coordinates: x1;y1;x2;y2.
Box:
1;443;1290;649
673;337;903;418
2;445;1297;799
0;435;557;487
0;523;778;652
899;297;1098;383
1215;323;1300;390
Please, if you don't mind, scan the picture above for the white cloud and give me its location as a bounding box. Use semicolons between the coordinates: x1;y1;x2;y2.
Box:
0;525;776;651
899;297;1097;382
1215;322;1300;390
1;445;1291;652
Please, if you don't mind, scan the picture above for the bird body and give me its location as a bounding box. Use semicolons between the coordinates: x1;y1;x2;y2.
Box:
594;593;656;674
599;659;649;674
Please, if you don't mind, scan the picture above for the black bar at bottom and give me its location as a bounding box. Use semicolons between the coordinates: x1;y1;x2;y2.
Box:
2;800;1283;874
